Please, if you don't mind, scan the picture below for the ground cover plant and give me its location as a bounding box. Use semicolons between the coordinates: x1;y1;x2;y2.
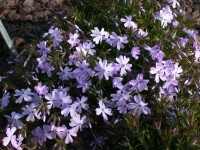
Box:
0;0;200;149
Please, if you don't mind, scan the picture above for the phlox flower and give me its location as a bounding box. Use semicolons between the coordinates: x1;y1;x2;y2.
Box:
0;75;6;82
116;55;132;76
65;127;78;144
69;113;88;131
172;63;183;78
108;32;128;50
94;59;114;80
76;42;96;56
74;96;89;113
96;100;112;120
57;66;73;81
4;112;23;129
48;27;63;47
77;79;92;93
179;38;188;48
34;82;48;95
45;89;72;109
40;62;55;77
22;103;38;122
0;92;10;108
37;41;50;55
3;127;23;150
67;32;80;47
167;0;180;8
193;42;200;61
3;127;17;147
128;95;151;116
144;45;165;61
131;47;140;60
55;125;68;139
116;100;128;114
91;27;109;44
137;29;148;38
73;60;94;80
112;77;123;89
14;88;33;104
120;15;138;29
129;74;149;92
155;5;174;28
111;92;131;102
150;62;165;83
31;127;46;146
42;124;56;140
61;103;76;117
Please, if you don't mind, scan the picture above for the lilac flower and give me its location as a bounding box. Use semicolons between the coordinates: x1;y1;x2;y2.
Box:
155;5;174;28
167;0;180;8
22;103;37;122
120;15;138;29
37;41;50;55
128;95;151;116
0;92;10;108
3;127;23;150
96;100;112;120
129;74;149;92
131;47;140;60
108;32;128;50
57;66;73;81
69;113;88;131
67;32;80;47
74;96;89;113
94;59;114;80
116;55;132;76
14;88;33;103
4;112;23;129
91;27;109;44
34;82;48;95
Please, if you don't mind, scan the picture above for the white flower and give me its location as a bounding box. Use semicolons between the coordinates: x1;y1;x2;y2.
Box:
94;59;114;80
120;15;138;29
91;27;109;44
96;100;112;120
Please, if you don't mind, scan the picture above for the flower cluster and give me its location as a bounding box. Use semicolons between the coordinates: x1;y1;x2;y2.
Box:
1;0;199;149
